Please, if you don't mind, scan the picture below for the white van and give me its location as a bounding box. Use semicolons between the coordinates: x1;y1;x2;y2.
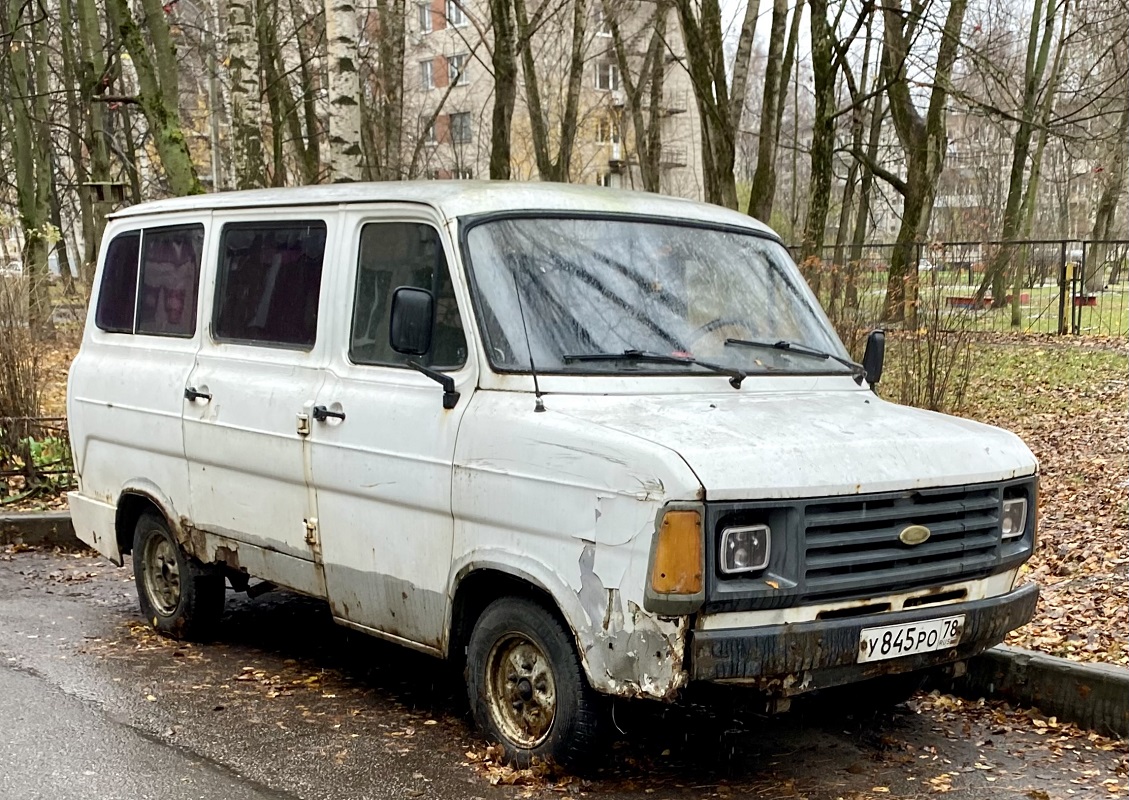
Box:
68;183;1038;767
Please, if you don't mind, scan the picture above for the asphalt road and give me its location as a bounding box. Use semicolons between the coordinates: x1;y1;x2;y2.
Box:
0;549;1124;800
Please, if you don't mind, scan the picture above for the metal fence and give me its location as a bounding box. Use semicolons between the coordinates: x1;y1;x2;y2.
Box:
0;417;74;506
789;239;1129;337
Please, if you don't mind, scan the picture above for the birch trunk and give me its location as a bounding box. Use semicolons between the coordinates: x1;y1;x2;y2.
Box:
228;0;266;188
325;0;362;182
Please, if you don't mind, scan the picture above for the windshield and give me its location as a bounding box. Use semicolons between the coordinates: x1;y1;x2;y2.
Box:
464;216;851;376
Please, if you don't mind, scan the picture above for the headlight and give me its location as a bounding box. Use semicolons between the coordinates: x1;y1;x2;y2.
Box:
719;524;771;574
1001;498;1027;539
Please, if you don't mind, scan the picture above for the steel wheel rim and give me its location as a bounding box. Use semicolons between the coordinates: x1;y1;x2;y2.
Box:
485;633;557;749
142;529;181;617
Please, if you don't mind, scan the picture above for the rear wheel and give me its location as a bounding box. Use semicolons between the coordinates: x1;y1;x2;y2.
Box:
132;512;225;640
466;597;604;770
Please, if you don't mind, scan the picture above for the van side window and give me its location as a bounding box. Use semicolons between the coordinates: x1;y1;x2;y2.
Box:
212;221;326;349
350;222;466;369
94;232;141;333
137;225;205;337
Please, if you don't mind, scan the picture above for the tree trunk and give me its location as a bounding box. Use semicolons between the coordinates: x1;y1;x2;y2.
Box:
3;0;54;330
373;0;406;180
76;0;111;276
674;0;746;208
747;0;794;221
59;0;96;287
605;0;668;193
880;0;968;322
800;0;835;262
976;0;1060;307
229;0;266;188
1086;99;1129;291
325;0;362;182
514;0;587;182
111;0;204;195
488;0;517;179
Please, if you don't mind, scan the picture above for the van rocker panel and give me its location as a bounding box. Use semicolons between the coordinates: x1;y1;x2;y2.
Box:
689;582;1037;694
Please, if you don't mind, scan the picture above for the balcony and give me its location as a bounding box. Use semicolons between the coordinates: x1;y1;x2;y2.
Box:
660;145;687;168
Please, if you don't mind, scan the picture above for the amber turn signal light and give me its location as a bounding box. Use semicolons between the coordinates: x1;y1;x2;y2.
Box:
651;510;703;595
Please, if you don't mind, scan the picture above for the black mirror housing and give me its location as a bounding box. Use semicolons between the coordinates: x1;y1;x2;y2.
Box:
862;329;885;388
389;287;435;356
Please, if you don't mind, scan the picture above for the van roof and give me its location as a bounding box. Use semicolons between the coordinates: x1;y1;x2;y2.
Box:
109;180;777;237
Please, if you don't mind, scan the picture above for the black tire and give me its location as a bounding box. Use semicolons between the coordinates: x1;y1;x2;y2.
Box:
132;512;225;640
465;597;604;770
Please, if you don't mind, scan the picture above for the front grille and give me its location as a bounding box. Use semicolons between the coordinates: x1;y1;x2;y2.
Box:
802;485;1003;602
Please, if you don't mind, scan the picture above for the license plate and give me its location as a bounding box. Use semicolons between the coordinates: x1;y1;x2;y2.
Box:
858;615;964;663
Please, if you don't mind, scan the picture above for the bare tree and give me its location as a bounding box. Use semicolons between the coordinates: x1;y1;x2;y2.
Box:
879;0;969;321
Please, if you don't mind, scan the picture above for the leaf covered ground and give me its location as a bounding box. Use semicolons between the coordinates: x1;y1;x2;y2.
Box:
959;335;1128;666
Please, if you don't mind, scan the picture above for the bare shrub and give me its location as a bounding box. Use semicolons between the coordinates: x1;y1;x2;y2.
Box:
0;275;43;495
883;271;975;414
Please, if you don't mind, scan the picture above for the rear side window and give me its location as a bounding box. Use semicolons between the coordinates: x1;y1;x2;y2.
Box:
212;221;327;349
350;222;466;369
137;226;204;336
95;225;204;335
95;232;141;333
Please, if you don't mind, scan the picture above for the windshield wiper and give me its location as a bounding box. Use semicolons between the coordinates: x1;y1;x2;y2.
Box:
562;349;745;389
725;338;866;384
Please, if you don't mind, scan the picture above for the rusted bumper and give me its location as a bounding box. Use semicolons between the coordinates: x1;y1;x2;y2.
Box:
689;582;1038;695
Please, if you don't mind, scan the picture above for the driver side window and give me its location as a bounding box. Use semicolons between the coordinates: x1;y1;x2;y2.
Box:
350;222;466;370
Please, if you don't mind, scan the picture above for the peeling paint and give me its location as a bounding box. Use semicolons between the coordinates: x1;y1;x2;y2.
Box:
575;545;687;701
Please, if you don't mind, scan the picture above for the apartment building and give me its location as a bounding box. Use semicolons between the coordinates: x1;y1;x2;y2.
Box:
401;0;706;199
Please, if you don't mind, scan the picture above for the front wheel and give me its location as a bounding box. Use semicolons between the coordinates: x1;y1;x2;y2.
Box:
465;597;604;770
132;512;225;640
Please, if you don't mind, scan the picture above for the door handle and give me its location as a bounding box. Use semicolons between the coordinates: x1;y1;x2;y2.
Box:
312;405;345;422
184;387;212;402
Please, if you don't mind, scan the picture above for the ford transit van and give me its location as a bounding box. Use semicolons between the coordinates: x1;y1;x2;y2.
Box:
68;182;1038;767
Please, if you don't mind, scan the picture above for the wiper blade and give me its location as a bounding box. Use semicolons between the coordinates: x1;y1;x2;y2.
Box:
562;349;745;389
725;338;866;384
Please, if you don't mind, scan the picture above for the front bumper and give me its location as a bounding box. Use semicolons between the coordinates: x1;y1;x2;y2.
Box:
689;582;1038;695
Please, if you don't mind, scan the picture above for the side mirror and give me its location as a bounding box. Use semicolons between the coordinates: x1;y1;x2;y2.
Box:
389;287;434;355
862;329;885;389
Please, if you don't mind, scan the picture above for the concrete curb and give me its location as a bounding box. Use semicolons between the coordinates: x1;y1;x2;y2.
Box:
0;511;1126;737
0;511;83;549
951;644;1129;738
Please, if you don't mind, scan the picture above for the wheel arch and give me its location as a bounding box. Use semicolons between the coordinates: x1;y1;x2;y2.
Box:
115;480;186;556
447;563;591;681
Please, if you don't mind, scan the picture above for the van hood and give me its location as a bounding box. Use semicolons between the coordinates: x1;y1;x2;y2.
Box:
550;388;1037;501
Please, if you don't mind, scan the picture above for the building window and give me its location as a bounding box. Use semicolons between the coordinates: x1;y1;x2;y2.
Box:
595;62;620;91
417;2;431;32
449;53;469;86
420;115;437;144
595;117;619;144
594;8;612;37
420;59;434;89
449;111;472;144
446;0;467;26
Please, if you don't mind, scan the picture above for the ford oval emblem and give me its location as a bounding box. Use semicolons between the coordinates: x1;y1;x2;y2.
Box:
899;524;931;546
